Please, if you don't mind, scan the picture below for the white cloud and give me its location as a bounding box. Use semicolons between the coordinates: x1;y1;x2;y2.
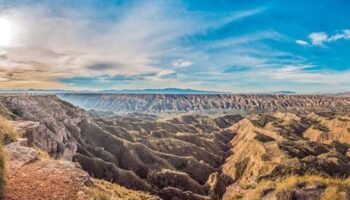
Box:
261;65;350;85
295;40;309;46
307;29;350;46
309;32;328;46
328;29;350;41
157;69;174;77
171;59;192;68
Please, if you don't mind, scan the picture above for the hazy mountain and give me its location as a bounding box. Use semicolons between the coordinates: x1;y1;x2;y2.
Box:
335;92;350;97
0;88;223;94
270;90;296;94
98;88;224;94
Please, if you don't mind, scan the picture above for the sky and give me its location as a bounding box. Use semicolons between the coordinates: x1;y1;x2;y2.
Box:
0;0;349;93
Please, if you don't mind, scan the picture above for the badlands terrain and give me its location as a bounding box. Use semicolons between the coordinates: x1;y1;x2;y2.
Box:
0;94;350;199
59;93;350;114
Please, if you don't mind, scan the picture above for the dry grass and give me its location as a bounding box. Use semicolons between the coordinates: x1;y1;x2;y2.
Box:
250;180;274;200
0;142;4;199
0;116;17;144
322;186;348;200
252;175;350;200
87;179;158;200
34;147;52;159
0;104;9;118
0;115;11;199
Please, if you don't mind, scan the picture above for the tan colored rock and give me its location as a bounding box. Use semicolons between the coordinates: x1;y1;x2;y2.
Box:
5;139;38;169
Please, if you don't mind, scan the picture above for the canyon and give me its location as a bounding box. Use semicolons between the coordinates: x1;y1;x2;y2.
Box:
58;93;350;114
1;94;350;199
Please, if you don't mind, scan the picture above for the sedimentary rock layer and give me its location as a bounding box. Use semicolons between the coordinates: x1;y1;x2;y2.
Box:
59;93;350;113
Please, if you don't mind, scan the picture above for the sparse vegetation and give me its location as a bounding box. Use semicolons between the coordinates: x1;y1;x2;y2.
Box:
250;115;277;128
315;112;336;120
254;131;275;142
0;104;9;118
0;139;4;200
0;115;13;199
87;179;157;200
322;186;348;200
34;147;51;159
0;116;17;144
252;175;350;200
313;123;330;132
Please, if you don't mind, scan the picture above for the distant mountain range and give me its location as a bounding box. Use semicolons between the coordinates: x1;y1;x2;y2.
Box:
0;88;224;94
2;88;350;96
334;92;350;97
98;88;224;94
270;91;296;94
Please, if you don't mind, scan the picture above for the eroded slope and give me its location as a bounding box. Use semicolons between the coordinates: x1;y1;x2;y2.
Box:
59;93;350;113
222;112;350;199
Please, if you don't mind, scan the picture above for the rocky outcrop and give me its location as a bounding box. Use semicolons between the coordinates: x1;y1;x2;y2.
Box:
5;138;38;169
4;135;92;200
58;93;350;113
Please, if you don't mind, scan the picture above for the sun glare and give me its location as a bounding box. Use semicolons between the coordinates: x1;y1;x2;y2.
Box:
0;18;15;47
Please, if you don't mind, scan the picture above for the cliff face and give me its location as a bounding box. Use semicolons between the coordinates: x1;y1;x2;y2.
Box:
58;93;350;113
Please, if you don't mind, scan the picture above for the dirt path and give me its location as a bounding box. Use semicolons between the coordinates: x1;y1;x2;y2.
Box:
6;158;91;200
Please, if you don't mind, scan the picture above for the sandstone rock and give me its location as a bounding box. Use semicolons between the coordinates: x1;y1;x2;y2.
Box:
6;140;38;169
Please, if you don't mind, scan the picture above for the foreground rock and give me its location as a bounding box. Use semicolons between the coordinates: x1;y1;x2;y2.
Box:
5;137;158;200
5;139;92;200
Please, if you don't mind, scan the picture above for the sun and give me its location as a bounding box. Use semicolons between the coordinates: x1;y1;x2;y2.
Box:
0;18;15;47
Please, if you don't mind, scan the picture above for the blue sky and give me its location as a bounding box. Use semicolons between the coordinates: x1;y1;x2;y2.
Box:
0;0;349;93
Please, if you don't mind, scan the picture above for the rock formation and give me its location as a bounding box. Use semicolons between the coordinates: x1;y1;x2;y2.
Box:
59;93;350;113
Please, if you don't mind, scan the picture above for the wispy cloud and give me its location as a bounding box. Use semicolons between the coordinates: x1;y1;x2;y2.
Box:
305;30;350;46
264;66;350;85
295;40;309;46
0;1;267;89
171;59;193;68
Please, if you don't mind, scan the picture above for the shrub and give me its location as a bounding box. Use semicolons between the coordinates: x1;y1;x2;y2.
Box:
0;116;17;144
87;179;157;200
252;175;350;200
34;147;51;159
0;143;4;199
0;116;11;199
313;123;330;132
